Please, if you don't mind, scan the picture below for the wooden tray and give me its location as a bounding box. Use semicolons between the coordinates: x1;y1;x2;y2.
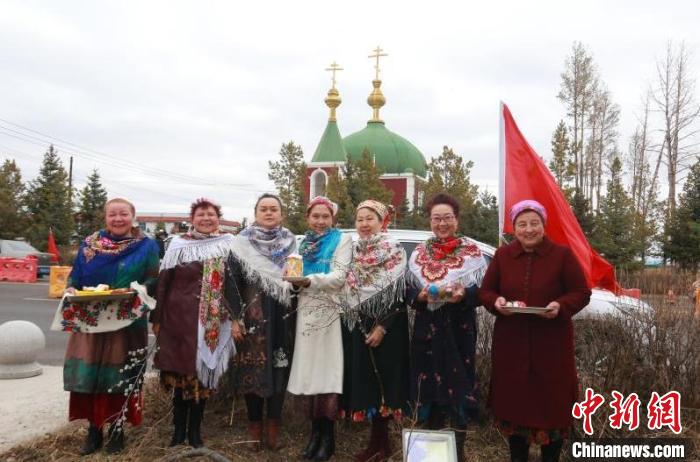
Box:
66;291;136;303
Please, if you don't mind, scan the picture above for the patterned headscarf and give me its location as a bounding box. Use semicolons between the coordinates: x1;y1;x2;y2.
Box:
509;199;547;225
307;196;338;217
357;199;393;231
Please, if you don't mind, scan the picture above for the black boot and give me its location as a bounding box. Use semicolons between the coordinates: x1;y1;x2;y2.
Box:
187;399;206;448
79;424;103;456
313;418;335;461
509;435;530;462
301;419;322;459
540;440;563;462
169;390;188;447
105;423;125;454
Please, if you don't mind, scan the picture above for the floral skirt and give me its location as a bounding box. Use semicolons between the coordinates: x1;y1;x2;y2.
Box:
496;419;569;446
161;372;212;401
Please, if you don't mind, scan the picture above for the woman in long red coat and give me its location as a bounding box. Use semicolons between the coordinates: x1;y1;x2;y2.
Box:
479;200;591;462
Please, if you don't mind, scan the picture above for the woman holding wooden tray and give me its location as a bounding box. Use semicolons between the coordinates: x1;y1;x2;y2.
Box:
479;200;591;462
63;198;160;455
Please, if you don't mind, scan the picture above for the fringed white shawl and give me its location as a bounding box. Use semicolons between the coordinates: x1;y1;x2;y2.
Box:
340;233;407;330
228;234;295;307
407;236;487;311
160;232;236;388
160;233;235;271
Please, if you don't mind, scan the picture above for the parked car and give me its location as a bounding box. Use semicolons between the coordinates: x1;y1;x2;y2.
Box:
332;228;652;318
0;239;58;277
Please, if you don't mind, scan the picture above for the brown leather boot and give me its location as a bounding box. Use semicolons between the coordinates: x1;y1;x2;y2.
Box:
248;421;263;452
265;418;283;451
355;416;389;462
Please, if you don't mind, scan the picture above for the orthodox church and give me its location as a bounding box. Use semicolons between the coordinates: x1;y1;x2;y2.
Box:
303;49;428;211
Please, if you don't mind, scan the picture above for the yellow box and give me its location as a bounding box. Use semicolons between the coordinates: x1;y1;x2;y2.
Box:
48;266;72;298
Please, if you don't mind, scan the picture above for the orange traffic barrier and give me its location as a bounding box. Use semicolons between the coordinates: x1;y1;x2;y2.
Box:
0;257;37;283
48;266;72;298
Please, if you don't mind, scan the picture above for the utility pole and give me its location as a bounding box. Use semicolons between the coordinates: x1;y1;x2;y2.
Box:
68;155;73;203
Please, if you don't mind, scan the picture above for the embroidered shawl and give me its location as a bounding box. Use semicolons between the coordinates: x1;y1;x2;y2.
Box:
238;224;296;268
408;235;487;311
160;231;235;388
228;226;297;306
51;281;155;333
341;232;406;330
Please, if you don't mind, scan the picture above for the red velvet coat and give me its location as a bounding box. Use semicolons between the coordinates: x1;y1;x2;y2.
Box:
479;237;591;429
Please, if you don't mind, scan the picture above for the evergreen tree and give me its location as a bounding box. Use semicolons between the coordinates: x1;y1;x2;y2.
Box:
25;145;74;248
570;189;595;238
0;159;27;239
325;169;355;228
549;120;575;198
421;146;479;236
592;157;638;267
76;169;108;238
467;190;499;247
666;158;700;268
268;141;307;234
346;149;393;205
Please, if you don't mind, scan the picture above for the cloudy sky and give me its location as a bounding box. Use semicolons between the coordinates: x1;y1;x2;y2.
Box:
1;0;698;223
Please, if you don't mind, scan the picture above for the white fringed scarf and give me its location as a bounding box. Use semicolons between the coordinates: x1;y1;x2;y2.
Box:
228;231;296;307
407;236;487;311
160;232;236;388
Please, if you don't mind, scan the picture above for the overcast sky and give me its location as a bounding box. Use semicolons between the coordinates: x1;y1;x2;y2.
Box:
1;0;699;223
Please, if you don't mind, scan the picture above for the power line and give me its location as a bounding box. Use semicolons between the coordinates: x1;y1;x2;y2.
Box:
0;117;261;188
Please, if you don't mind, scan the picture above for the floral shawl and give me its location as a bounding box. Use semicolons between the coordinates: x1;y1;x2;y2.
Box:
341;232;406;330
160;231;235;388
229;225;297;306
238;223;296;268
299;228;342;276
408;235;487;311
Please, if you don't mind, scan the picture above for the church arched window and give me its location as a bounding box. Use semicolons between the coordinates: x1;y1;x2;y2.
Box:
310;169;328;198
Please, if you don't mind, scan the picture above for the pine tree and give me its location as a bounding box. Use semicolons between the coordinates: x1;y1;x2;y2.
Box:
549;120;575;197
0;159;27;239
76;169;108;238
421;146;479;236
325;169;355;228
268;141;307;234
570;189;595;238
592;157;637;267
468;190;499;246
25;145;74;248
347;149;393;205
666;157;700;268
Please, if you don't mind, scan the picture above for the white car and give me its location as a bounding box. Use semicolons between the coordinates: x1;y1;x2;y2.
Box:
332;228;652;318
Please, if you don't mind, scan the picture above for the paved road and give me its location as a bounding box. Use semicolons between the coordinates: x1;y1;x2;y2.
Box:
0;280;68;366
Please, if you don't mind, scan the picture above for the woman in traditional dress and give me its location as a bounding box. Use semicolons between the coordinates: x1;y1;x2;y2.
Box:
407;193;488;462
152;198;236;448
340;200;409;462
479;200;591;462
63;198;160;455
227;193;297;451
286;196;352;461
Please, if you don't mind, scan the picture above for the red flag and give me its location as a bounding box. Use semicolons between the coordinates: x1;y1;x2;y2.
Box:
47;228;61;263
499;102;619;292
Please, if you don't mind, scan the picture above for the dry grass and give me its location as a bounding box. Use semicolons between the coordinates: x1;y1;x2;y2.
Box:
2;268;700;461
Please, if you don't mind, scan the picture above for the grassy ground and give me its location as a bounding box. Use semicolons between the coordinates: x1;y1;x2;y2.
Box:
3;268;700;461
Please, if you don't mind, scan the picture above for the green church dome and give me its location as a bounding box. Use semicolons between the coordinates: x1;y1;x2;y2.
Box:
343;121;427;178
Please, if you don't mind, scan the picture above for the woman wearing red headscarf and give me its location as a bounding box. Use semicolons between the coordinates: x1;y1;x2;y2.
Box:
479;200;591;462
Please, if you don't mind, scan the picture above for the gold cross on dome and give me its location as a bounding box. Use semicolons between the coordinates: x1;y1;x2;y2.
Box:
368;46;388;80
325;61;343;89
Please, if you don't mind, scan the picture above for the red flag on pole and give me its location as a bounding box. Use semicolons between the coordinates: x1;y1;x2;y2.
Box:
47;228;61;263
499;102;619;292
